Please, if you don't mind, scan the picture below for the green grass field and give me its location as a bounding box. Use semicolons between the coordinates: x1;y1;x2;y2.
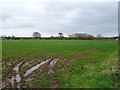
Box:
2;40;119;88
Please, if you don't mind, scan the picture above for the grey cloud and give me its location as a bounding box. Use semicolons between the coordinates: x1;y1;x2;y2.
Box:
0;1;118;37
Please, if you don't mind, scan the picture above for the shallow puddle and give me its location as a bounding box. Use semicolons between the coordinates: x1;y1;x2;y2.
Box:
16;74;21;83
23;62;29;66
48;58;59;73
9;62;22;87
49;58;59;67
24;59;51;77
13;62;22;72
9;76;15;86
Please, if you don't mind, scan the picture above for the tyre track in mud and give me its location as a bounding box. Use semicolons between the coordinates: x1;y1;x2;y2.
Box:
2;58;24;88
2;50;96;88
2;57;60;88
47;58;60;88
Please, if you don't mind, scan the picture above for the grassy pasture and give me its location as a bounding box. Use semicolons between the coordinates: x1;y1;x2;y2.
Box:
2;40;119;88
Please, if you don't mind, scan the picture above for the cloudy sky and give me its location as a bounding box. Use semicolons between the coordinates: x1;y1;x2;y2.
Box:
0;0;118;37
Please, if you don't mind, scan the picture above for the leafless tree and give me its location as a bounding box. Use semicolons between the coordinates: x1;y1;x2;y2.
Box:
96;34;103;39
51;35;54;38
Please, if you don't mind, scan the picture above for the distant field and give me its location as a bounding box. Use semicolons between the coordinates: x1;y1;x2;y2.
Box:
2;40;119;88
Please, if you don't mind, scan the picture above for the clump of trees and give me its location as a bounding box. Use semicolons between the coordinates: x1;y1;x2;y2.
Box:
96;34;104;39
68;33;94;40
1;35;16;40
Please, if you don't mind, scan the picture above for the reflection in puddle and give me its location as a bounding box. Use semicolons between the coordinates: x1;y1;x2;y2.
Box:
48;58;59;73
10;76;15;86
4;58;59;88
24;59;51;77
9;62;22;87
50;58;59;67
23;62;29;66
13;62;22;72
16;74;21;83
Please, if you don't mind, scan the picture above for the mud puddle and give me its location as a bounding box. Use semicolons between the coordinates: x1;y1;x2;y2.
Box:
9;62;23;88
48;58;59;74
3;58;61;88
24;59;51;77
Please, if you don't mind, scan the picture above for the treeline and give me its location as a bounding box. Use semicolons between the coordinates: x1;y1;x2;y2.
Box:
1;32;119;40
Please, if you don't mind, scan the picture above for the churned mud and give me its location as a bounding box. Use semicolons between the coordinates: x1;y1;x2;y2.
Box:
2;57;60;88
2;51;96;89
48;58;59;74
9;62;23;88
2;51;97;88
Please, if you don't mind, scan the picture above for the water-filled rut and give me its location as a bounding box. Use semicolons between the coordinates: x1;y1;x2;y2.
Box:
3;58;60;88
24;59;51;77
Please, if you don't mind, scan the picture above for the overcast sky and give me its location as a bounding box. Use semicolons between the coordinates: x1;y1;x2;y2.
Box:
0;0;118;37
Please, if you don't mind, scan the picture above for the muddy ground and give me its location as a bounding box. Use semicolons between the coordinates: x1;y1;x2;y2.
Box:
2;54;79;88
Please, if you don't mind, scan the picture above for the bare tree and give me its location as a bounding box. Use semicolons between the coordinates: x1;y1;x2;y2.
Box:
32;32;41;39
68;35;71;38
51;35;54;38
96;34;103;39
